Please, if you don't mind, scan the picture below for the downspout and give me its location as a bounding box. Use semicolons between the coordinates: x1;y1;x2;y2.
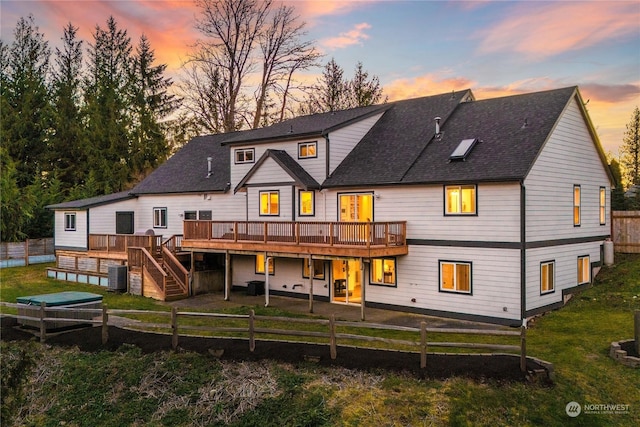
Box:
324;134;330;179
86;209;90;250
520;182;527;327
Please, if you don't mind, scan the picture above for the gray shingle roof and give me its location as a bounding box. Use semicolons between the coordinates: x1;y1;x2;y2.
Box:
401;87;578;184
130;133;232;194
322;90;473;187
46;191;135;210
235;149;320;192
222;104;388;144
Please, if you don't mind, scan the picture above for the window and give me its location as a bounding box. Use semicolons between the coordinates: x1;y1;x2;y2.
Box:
255;254;274;275
371;258;397;286
260;191;279;216
573;185;581;226
298;142;317;159
439;261;471;294
64;213;76;231
445;185;476;215
541;261;555;294
578;256;590;285
599;187;606;225
184;211;197;220
303;259;325;280
153;207;167;228
449;138;478;160
235;148;255;164
199;210;212;220
299;190;315;216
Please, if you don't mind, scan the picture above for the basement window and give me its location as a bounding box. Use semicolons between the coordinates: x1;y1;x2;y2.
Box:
449;138;478;161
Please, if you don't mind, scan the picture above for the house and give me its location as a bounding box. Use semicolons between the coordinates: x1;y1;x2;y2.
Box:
46;86;613;325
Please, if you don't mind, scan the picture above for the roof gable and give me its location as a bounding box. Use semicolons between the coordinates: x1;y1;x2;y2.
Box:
235;149;320;192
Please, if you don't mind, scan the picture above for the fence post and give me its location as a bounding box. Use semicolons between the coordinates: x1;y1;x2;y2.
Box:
249;310;255;352
171;307;178;350
102;305;109;345
329;314;337;360
420;321;427;369
635;310;639;356
520;325;527;373
25;239;30;266
39;301;46;342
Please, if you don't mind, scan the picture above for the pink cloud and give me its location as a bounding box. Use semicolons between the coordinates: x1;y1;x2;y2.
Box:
384;74;476;100
476;1;640;60
320;22;371;50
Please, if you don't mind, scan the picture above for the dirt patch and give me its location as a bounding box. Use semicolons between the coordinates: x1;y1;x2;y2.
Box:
1;319;548;383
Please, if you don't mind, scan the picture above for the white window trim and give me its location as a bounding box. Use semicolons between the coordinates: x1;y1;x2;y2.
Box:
298;141;317;159
573;185;581;226
439;261;472;294
599;187;606;225
444;185;477;215
541;260;555;295
578;256;591;285
153;207;167;228
259;191;280;216
235;148;255;164
64;213;76;231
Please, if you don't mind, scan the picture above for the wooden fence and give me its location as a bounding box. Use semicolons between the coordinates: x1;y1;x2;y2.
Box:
1;302;527;372
612;211;640;253
0;238;54;266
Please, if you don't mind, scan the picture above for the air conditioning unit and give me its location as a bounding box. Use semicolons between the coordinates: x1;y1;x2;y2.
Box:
108;265;128;292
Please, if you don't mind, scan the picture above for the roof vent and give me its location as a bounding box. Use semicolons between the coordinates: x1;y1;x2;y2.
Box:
206;156;213;178
449;138;478;161
521;118;529;129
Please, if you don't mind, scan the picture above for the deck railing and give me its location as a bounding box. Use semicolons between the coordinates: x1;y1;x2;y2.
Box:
183;221;406;248
89;234;162;255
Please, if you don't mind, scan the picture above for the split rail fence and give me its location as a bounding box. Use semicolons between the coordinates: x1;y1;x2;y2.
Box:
2;302;528;372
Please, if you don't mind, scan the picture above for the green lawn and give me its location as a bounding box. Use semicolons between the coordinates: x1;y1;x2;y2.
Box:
1;256;639;426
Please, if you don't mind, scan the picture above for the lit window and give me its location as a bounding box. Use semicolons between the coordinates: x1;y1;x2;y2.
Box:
260;191;279;216
255;254;274;275
599;187;606;225
299;191;314;216
298;142;317;158
303;259;325;279
541;261;555;294
153;208;167;228
578;256;590;285
64;213;76;231
445;185;476;215
439;261;471;293
573;185;581;226
371;258;396;286
235;148;255;164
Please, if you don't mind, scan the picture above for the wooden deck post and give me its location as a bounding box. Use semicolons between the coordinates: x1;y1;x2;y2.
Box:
249;310;255;352
39;301;46;342
360;258;365;321
520;325;527;373
101;305;109;345
224;251;231;301
420;321;427;369
329;314;337;360
171;307;178;350
25;238;29;266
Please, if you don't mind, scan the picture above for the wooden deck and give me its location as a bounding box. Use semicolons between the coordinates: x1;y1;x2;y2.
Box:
182;220;408;258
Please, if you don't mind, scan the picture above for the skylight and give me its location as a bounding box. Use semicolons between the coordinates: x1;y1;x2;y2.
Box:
449;138;478;161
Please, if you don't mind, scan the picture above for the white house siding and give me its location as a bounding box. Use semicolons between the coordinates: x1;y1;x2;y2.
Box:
366;246;522;322
321;183;521;242
526;241;602;311
231;254;330;297
54;210;88;249
246;185;293;221
230;139;326;188
524;97;611;242
135;193;245;237
89;199;139;234
244;157;296;184
328;112;384;175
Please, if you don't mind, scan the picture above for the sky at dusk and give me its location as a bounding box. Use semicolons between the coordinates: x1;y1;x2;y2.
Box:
1;0;639;156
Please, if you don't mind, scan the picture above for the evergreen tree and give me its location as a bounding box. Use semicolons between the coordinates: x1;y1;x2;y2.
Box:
1;15;52;188
349;61;385;107
50;22;87;195
0;148;33;241
129;35;178;182
83;16;133;193
621;106;640;187
609;158;626;210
